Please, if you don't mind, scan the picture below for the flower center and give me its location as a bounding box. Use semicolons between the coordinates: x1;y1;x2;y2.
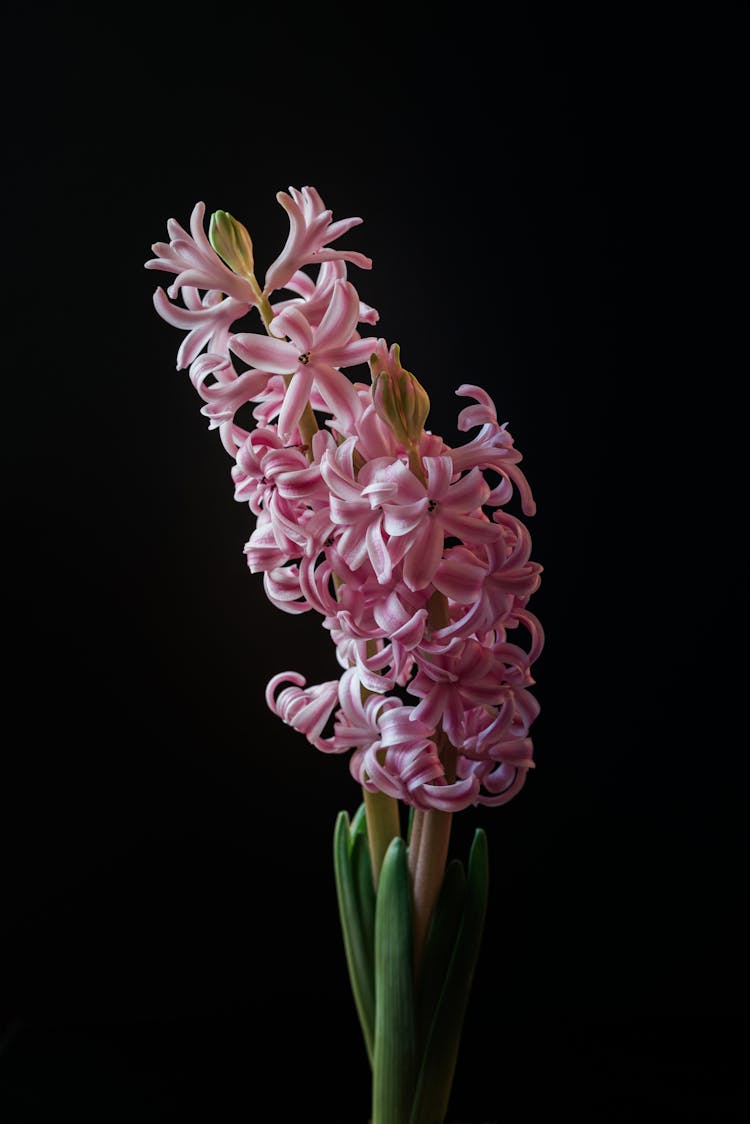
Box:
428;499;438;513
298;352;311;365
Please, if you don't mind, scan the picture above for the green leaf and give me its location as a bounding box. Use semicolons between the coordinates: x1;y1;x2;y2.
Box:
333;811;375;1065
409;829;489;1124
351;832;375;972
416;858;466;1055
373;837;417;1124
350;801;369;849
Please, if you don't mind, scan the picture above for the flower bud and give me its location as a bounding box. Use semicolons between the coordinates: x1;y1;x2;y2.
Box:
209;210;255;277
371;343;430;448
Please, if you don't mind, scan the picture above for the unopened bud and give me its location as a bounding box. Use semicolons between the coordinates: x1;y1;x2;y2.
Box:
209;210;255;277
371;343;430;448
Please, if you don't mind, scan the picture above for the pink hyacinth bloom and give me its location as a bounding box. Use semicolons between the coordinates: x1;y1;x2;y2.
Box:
244;512;295;572
229;280;374;441
321;441;409;584
232;427;329;515
461;679;540;756
147;188;542;815
462;756;530;807
409;637;511;747
360;707;481;812
146;201;256;304
378;456;502;592
270;260;379;328
333;667;400;754
432;515;543;639
263;563;311;616
189;352;271;431
450;385;536;517
146;202;257;370
264;186;372;295
323;448;501;591
333;581;429;692
152;288;248;371
266;672;339;752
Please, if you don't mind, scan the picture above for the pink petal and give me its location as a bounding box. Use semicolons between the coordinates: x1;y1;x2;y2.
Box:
441;511;502;543
432;547;486;602
403;517;444;591
382;498;430;537
325;216;364;241
321;335;380;369
373;592;410;633
477;765;528;806
421;775;480;812
278;366;313;441
309;360;361;433
443;467;489;512
337;524;369;571
153;287;214;329
314;280;360;352
177;323;216;371
366;517;392;585
270;306;314;353
423;456;454;499
411;687;447;731
229;333;298;374
391;608;428;648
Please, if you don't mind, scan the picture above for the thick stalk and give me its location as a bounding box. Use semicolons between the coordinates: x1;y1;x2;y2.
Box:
410;804;453;974
364;789;402;890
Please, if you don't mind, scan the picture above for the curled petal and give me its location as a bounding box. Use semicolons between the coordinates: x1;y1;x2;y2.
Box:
263;566;311;615
269;306;315;353
476;764;529;806
265;673;340;750
420;774;481;812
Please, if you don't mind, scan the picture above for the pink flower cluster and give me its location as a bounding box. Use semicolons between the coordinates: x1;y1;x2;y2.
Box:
146;187;543;811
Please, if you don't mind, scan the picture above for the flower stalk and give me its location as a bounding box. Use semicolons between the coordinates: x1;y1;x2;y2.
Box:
146;185;543;1123
364;788;402;889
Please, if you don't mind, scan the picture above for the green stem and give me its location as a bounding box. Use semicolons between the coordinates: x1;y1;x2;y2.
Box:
249;276;275;331
364;788;401;890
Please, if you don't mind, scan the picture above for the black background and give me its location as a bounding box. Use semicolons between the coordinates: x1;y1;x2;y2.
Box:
3;7;747;1121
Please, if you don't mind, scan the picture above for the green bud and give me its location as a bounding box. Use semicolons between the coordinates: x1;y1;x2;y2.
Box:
371;344;430;448
209;210;255;277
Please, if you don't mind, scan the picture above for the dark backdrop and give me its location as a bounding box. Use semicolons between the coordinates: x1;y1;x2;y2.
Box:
3;8;746;1121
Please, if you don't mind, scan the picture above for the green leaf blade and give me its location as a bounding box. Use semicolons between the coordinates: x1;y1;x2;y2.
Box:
416;858;466;1055
373;837;417;1124
351;832;376;972
410;829;489;1124
333;810;375;1066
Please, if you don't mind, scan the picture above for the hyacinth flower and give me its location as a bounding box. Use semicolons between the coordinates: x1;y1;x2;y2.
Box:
145;187;543;1123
